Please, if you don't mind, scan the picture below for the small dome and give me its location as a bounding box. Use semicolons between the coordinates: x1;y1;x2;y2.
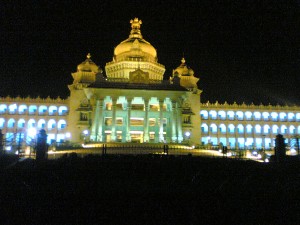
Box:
77;53;99;73
173;58;193;77
114;18;157;60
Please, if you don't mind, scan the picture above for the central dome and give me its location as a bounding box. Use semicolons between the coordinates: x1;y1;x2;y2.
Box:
114;18;157;61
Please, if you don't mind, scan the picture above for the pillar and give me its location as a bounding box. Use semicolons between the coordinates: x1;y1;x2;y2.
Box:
171;101;177;142
159;100;164;142
111;99;117;141
176;101;183;143
143;98;150;142
126;98;132;142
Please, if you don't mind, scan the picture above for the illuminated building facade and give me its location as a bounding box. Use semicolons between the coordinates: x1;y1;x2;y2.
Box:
0;18;299;150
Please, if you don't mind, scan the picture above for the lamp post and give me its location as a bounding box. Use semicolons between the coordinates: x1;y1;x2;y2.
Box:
184;131;191;145
83;130;89;144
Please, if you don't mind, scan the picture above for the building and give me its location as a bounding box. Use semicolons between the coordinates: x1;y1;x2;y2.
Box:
0;18;299;151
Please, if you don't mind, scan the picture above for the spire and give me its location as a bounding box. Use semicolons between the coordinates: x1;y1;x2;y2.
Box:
87;53;91;59
129;18;143;39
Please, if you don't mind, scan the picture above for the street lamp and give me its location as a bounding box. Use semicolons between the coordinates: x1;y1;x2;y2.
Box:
83;130;89;143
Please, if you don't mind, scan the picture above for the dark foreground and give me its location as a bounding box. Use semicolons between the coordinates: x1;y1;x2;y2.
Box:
0;154;299;225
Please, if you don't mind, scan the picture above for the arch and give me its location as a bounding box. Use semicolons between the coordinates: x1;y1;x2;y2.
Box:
272;125;279;134
48;119;56;130
237;124;244;133
246;124;253;133
218;111;226;120
271;112;278;121
236;111;244;120
49;105;58;115
297;126;300;134
287;112;295;121
37;119;46;129
296;113;300;121
8;104;17;114
27;119;36;128
253;112;261;120
18;105;27;114
219;124;226;133
200;110;208;119
289;125;295;134
210;123;217;133
201;123;208;133
57;119;67;129
279;112;287;121
17;119;26;128
58;106;68;115
254;124;261;134
227;111;234;120
228;124;235;133
0;104;7;113
262;112;269;120
209;110;217;119
38;105;47;114
280;125;287;134
263;124;271;134
28;105;37;115
7;118;15;128
245;111;252;120
0;118;5;128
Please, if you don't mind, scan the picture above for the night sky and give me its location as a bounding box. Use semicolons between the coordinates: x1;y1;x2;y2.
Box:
1;0;299;105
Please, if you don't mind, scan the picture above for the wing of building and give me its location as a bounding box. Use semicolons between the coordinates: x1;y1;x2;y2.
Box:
1;18;300;152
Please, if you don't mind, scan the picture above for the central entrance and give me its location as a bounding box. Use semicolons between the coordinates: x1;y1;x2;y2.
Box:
130;131;144;143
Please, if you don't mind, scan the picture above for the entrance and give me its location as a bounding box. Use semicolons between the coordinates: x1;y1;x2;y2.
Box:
130;131;143;143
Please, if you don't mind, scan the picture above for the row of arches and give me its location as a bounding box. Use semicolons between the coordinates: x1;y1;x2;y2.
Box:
0;118;67;130
0;104;68;115
201;123;300;135
200;110;300;121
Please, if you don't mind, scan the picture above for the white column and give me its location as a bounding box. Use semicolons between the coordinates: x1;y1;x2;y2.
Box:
176;101;183;143
97;99;104;142
159;100;164;142
171;100;177;142
143;98;150;142
111;99;117;141
126;99;132;142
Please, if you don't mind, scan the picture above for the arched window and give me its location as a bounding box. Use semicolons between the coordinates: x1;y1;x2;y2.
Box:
296;113;300;121
218;111;226;120
27;119;36;128
228;124;235;133
246;124;253;133
18;105;27;114
289;125;295;134
263;125;270;134
0;104;7;114
8;104;17;114
58;106;68;115
210;124;217;133
37;119;46;129
237;124;244;133
262;112;269;121
272;125;279;134
253;112;261;120
236;111;244;120
271;112;278;121
48;119;56;130
281;125;287;134
279;112;287;121
28;105;37;115
49;106;58;115
255;124;261;134
288;113;295;121
200;110;208;119
209;110;217;119
0;118;5;128
57;119;67;129
245;111;252;120
38;105;47;115
298;126;300;134
7;119;15;128
17;119;26;128
201;123;208;133
219;124;226;133
227;111;234;120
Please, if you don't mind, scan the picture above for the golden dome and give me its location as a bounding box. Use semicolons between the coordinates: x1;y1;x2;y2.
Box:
114;18;157;60
77;53;99;73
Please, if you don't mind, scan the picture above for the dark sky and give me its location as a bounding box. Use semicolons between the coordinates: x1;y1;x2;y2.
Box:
1;0;299;105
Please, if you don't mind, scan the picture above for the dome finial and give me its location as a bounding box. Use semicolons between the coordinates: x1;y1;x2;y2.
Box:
129;18;143;39
181;57;186;64
87;53;91;59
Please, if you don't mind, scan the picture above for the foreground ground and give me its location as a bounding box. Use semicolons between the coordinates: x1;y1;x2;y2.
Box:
0;154;299;225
